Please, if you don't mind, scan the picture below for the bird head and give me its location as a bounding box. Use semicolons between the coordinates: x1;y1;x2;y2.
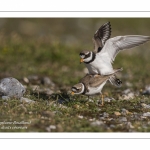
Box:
79;51;93;63
71;83;85;95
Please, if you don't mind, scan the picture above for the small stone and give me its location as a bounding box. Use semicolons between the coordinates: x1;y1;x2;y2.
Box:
89;118;95;121
23;77;29;84
46;125;56;132
49;125;56;130
91;120;104;126
114;111;121;116
20;97;35;103
122;89;131;94
103;112;109;118
2;96;10;100
143;112;150;117
126;122;134;129
121;108;130;115
119;117;127;122
41;77;55;87
78;115;84;119
104;97;115;102
122;92;135;100
142;85;150;95
110;124;115;128
141;103;150;109
29;111;32;114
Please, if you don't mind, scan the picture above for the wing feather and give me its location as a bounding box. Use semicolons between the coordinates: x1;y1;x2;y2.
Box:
93;22;111;52
100;35;150;63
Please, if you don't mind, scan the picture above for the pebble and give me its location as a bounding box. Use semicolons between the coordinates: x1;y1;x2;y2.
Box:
103;112;109;118
142;85;150;95
121;108;131;116
41;77;55;87
91;120;104;126
141;103;150;109
23;77;29;84
122;92;135;100
143;112;150;117
78;115;84;119
46;125;56;132
119;117;127;122
126;122;134;129
114;111;121;116
20;97;35;104
104;97;115;102
2;96;10;100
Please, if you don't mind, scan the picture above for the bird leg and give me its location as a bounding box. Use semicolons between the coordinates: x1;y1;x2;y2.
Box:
99;93;104;106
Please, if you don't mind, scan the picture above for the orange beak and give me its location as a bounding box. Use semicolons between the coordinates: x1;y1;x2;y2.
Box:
71;91;75;95
80;58;84;63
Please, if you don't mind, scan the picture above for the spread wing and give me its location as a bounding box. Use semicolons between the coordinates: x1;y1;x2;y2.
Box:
93;22;111;53
99;35;150;63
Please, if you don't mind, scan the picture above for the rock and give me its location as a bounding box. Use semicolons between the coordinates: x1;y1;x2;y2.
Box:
103;112;109;118
142;85;150;95
23;77;29;84
121;108;131;115
2;96;10;100
119;117;127;122
122;89;131;94
91;120;104;126
143;112;150;117
126;122;134;129
41;77;55;87
114;111;121;116
122;92;135;100
0;77;26;99
78;115;84;119
46;125;56;132
104;97;115;102
141;103;150;109
20;97;35;103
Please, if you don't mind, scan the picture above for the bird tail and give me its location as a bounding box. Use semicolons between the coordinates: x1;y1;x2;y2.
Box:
108;68;123;87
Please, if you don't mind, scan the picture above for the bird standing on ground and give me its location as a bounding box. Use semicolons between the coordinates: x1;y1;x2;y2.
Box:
71;68;122;106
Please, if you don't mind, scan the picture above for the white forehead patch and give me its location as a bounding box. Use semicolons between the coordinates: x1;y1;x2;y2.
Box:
80;55;85;58
72;88;76;92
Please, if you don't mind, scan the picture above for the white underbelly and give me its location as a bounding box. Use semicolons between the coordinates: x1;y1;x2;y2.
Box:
85;81;107;96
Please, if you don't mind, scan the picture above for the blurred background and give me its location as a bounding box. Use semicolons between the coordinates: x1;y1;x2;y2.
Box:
0;18;150;89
